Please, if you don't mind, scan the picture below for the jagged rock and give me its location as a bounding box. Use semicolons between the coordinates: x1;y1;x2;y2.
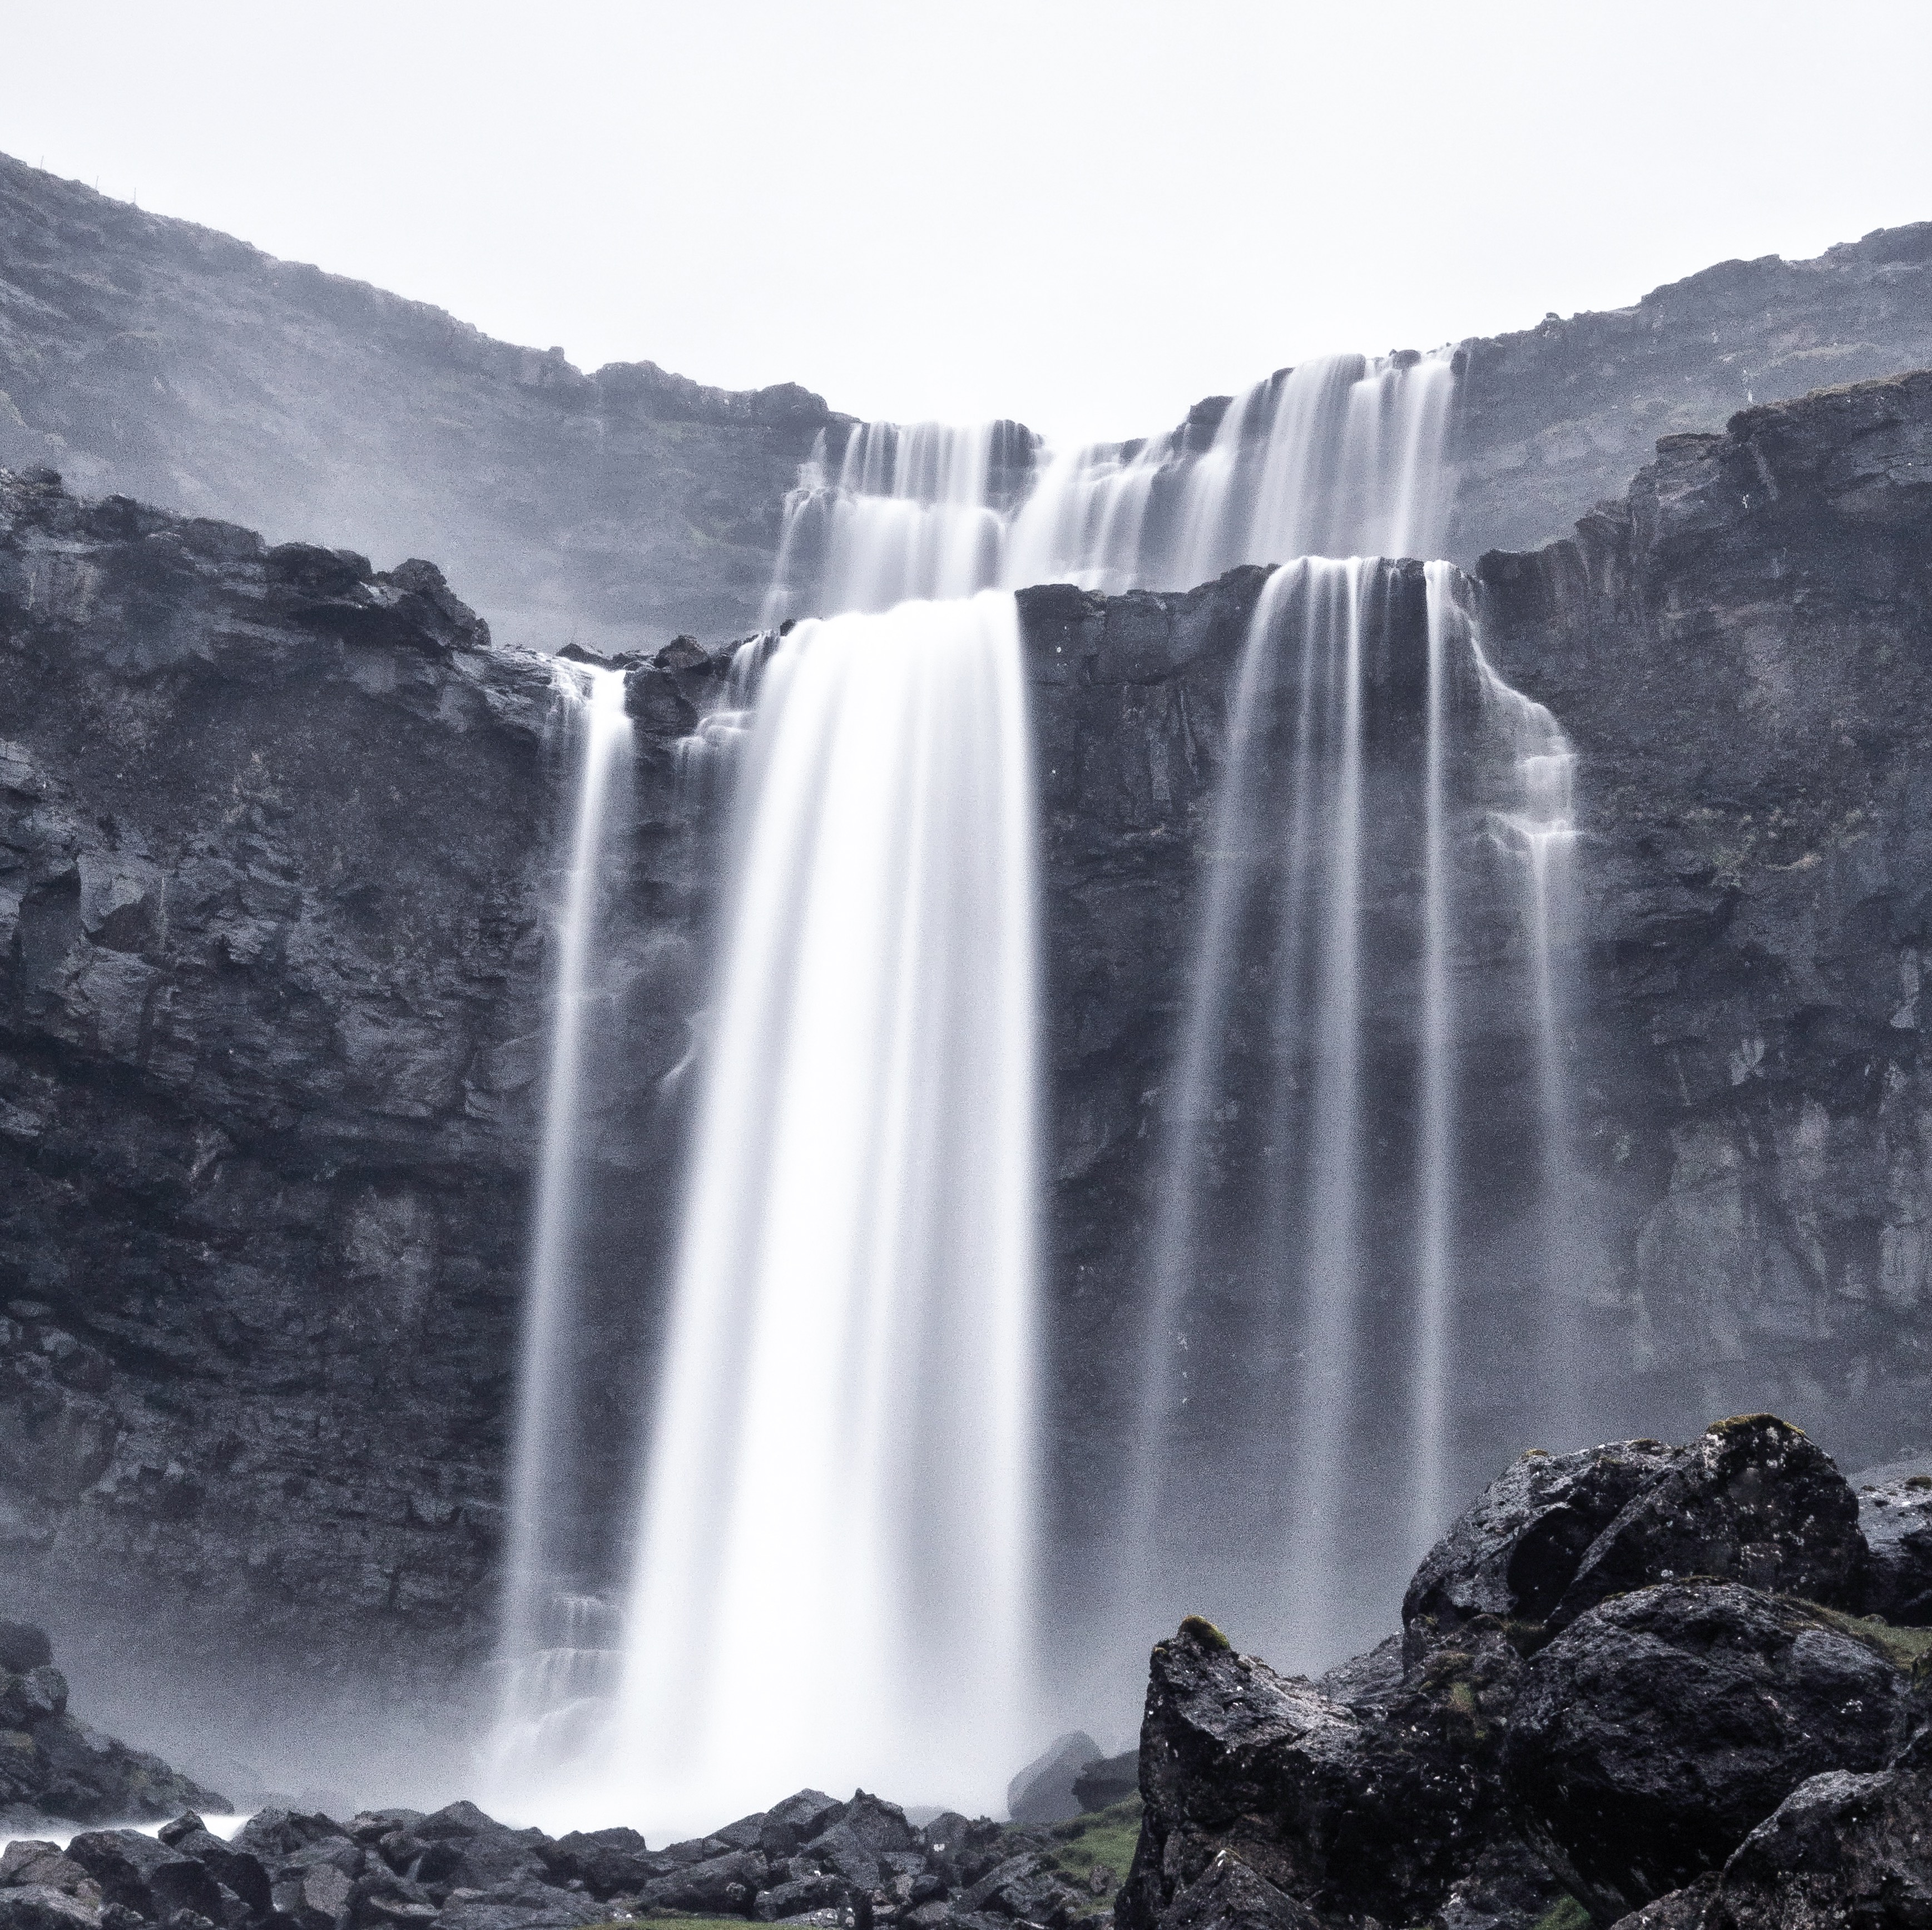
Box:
427;1883;606;1930
757;1792;847;1860
1702;1734;1932;1928
65;1831;222;1919
635;1848;768;1914
1118;1614;1503;1930
0;1889;101;1930
799;1794;917;1892
1853;1461;1932;1624
0;1847;100;1904
1504;1581;1918;1920
1403;1441;1677;1662
393;1806;545;1896
752;1873;848;1921
1548;1417;1866;1631
1009;1734;1102;1825
536;1828;665;1898
1155;1852;1319;1930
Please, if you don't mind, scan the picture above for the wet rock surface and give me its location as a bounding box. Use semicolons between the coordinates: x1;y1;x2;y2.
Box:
0;1790;1126;1930
1121;1416;1932;1930
1480;369;1932;1462
0;467;718;1721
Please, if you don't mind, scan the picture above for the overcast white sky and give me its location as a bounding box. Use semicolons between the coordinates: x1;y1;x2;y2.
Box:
4;1;1930;443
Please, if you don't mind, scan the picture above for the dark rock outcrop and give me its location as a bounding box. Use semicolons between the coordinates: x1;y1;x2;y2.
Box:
0;467;720;1755
1449;222;1932;560
8;153;1932;653
1504;1582;1918;1920
1123;1417;1932;1930
0;1624;222;1827
1480;369;1932;1462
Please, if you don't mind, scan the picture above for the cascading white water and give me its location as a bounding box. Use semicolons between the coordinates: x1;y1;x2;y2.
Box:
1131;555;1582;1675
762;352;1457;615
491;663;633;1789
764;422;1026;622
607;590;1039;1833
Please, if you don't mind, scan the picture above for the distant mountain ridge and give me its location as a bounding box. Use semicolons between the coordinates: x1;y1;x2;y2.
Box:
0;152;832;652
4;149;1932;649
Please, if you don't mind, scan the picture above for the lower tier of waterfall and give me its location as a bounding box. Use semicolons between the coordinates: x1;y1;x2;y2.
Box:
606;590;1042;1833
1121;558;1577;1679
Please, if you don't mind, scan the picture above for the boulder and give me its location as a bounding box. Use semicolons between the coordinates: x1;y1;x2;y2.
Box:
1550;1417;1866;1631
0;1889;101;1930
635;1848;768;1914
535;1828;667;1898
426;1884;605;1930
751;1873;847;1920
1007;1734;1102;1825
160;1832;269;1918
64;1833;220;1920
799;1794;916;1891
1852;1459;1932;1624
756;1792;845;1860
1504;1580;1916;1920
1702;1733;1932;1929
1117;1615;1503;1930
0;1847;99;1904
1403;1441;1676;1661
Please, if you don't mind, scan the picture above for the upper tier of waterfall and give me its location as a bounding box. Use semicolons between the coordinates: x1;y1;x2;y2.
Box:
762;350;1456;620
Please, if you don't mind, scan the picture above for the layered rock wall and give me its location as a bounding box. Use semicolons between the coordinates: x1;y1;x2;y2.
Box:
1479;369;1932;1457
0;470;717;1777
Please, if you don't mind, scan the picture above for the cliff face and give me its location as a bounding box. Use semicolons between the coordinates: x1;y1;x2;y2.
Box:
0;468;719;1782
1449;222;1932;560
0;155;830;654
1479;369;1932;1457
9;363;1932;1784
9;150;1932;656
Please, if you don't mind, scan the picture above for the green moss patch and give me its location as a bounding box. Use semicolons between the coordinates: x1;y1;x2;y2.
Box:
1028;1799;1145;1914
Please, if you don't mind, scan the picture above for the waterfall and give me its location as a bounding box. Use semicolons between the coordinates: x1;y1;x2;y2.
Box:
1131;557;1581;1675
491;662;633;1788
611;590;1039;1832
761;353;1458;615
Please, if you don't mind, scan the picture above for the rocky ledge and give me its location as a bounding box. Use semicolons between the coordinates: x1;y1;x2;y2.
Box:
1119;1413;1932;1930
0;1617;222;1830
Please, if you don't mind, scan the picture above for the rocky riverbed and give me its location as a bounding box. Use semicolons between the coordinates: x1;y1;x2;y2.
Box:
3;1413;1926;1930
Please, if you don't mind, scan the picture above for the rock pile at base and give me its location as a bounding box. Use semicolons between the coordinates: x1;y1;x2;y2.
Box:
0;1789;1119;1930
0;1621;225;1830
1118;1415;1932;1930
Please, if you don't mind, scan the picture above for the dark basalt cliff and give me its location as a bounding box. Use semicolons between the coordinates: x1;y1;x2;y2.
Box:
8;360;1932;1783
1449;222;1932;559
0;154;831;654
0;469;718;1775
1479;368;1932;1456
